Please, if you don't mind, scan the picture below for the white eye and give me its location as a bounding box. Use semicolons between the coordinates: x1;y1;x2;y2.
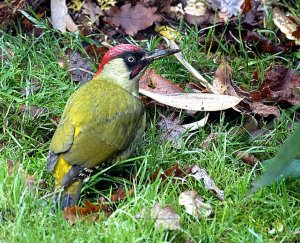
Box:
128;56;135;62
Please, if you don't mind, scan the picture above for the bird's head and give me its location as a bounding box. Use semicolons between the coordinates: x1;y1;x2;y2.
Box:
94;44;180;96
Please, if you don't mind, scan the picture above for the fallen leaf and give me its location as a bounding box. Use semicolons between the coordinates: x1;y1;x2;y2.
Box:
242;31;288;54
179;191;213;218
105;4;161;35
51;0;68;32
235;151;258;167
158;113;208;149
85;45;108;63
190;165;225;201
212;60;232;94
0;0;26;28
136;203;180;230
150;162;191;182
139;69;184;94
248;101;280;118
7;160;43;190
66;49;93;84
184;9;222;27
110;187;134;202
151;163;224;201
250;65;300;105
139;89;242;111
82;0;104;25
206;0;245;18
64;200;101;224
273;7;300;45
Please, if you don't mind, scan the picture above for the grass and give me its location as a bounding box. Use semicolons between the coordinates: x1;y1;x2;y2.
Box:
0;19;300;242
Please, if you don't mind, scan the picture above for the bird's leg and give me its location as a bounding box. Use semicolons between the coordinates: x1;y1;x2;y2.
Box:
53;180;83;210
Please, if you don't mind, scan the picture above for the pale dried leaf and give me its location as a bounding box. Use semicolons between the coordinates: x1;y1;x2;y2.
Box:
206;0;245;18
212;61;233;95
136;203;180;230
179;191;213;218
139;89;242;111
66;14;78;32
273;7;300;45
51;0;67;32
191;165;225;201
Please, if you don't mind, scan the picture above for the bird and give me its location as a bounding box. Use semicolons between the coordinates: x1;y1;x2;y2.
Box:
46;44;180;209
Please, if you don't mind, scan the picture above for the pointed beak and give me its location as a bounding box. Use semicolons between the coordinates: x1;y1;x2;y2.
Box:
141;48;181;64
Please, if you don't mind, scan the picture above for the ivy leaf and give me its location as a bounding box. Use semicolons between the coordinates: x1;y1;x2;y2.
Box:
250;125;300;193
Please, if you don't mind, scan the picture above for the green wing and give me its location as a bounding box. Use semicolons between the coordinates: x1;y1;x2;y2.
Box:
48;80;144;170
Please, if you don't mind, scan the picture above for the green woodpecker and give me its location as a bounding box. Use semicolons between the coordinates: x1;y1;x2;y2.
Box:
47;44;180;209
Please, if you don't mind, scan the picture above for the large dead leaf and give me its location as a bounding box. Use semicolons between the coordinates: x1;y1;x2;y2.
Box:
179;191;213;218
139;89;242;111
250;65;300;105
105;4;161;35
136;203;180;230
273;7;300;45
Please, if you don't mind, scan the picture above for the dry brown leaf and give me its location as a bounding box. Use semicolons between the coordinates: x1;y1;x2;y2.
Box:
63;200;101;224
66;49;93;84
85;45;109;63
242;31;288;54
110;188;134;202
150;162;191;182
151;163;224;201
82;0;104;25
179;191;213;218
158;113;208;149
250;65;300;105
105;3;161;35
273;7;300;45
139;69;184;94
249;102;280;118
235;151;258;167
212;60;233;94
190;165;225;201
136;203;180;230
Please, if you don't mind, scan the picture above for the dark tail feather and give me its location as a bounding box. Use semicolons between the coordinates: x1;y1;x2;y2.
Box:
53;180;83;211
